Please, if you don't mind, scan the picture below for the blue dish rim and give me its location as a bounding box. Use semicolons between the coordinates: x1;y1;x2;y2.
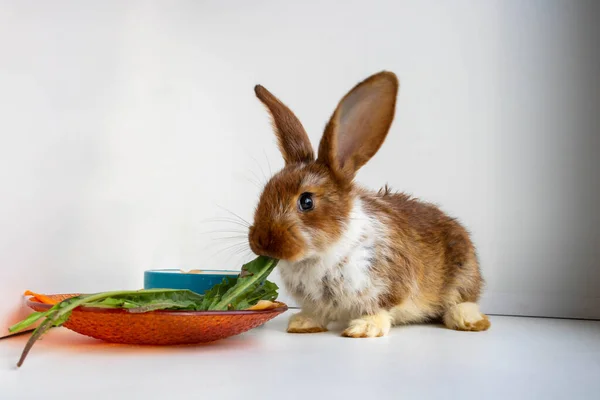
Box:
145;269;240;275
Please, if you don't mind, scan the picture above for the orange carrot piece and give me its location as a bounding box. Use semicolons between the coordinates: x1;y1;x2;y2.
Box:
23;290;58;304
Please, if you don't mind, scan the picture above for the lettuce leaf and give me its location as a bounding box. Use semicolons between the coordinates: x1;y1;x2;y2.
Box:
8;256;279;367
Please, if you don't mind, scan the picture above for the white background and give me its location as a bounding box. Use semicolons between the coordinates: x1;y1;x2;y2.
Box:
1;0;598;336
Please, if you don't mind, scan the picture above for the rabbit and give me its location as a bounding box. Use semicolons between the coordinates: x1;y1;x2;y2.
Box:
248;71;490;338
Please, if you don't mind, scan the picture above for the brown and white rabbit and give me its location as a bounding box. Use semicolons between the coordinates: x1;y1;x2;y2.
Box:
248;71;490;337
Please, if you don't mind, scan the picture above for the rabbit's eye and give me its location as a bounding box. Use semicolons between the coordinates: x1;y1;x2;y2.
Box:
298;192;314;212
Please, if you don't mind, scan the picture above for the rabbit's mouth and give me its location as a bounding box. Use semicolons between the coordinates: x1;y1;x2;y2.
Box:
248;224;305;262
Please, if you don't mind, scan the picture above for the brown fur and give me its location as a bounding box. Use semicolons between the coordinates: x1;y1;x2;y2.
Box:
361;188;484;318
249;163;353;261
255;85;314;165
249;71;489;334
318;72;398;182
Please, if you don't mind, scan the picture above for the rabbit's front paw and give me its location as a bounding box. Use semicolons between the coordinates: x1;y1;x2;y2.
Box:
342;311;392;338
287;312;328;333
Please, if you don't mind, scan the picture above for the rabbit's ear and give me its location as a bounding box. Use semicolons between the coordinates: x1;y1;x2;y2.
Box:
255;85;314;165
317;71;398;182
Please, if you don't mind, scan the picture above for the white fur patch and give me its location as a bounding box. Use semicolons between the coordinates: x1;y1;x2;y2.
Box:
278;198;387;322
342;310;393;338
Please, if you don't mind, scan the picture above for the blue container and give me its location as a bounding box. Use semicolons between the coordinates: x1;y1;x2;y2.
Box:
144;269;240;295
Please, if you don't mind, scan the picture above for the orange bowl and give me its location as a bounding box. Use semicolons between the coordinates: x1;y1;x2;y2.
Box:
26;294;288;345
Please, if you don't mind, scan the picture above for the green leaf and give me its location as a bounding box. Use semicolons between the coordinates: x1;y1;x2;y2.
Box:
52;310;73;327
211;256;278;310
10;256;280;367
8;311;47;334
10;289;196;367
197;277;237;310
244;280;279;305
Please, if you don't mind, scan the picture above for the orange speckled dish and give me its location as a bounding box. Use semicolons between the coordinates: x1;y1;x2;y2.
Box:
26;294;288;345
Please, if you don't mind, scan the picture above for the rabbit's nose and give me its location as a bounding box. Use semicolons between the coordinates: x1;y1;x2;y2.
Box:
257;231;273;251
257;233;268;248
249;225;269;255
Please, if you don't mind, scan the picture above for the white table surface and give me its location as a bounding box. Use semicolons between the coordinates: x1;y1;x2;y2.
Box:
1;312;599;400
